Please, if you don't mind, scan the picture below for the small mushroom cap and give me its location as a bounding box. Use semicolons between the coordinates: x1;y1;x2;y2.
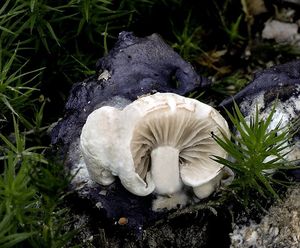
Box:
80;106;155;196
193;166;234;199
80;93;230;197
192;168;224;199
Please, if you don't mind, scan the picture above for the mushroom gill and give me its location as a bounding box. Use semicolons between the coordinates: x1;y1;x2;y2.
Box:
130;104;225;192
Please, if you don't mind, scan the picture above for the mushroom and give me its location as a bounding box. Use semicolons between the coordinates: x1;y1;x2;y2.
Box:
80;93;231;208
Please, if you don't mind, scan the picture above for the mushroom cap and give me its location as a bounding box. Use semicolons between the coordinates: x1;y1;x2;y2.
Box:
80;106;155;196
80;92;230;197
80;106;120;186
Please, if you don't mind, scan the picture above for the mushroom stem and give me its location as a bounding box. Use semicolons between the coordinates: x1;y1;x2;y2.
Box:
150;146;182;195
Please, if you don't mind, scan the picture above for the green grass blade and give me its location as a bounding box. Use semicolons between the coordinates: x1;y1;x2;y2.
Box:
0;26;15;35
45;21;60;46
0;233;32;248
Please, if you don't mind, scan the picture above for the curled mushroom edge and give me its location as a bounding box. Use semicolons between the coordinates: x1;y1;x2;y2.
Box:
80;92;233;210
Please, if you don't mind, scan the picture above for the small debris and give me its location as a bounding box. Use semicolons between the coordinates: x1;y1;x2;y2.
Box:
118;217;128;225
98;69;111;81
245;0;267;16
99;190;107;196
96;202;103;209
262;20;300;43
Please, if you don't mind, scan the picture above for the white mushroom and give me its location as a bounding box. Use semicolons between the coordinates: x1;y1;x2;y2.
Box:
80;93;231;206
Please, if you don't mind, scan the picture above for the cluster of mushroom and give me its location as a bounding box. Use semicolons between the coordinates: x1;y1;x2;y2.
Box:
80;93;232;210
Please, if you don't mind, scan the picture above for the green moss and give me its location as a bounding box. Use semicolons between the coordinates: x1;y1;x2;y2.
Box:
213;103;298;208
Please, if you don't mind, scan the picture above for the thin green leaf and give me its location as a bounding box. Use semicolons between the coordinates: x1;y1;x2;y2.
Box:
0;26;15;35
45;21;60;46
30;0;36;12
0;233;32;248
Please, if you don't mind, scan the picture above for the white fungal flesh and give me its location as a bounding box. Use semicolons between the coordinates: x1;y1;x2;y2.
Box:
192;170;223;199
80;92;231;206
152;192;188;211
80;106;118;186
150;146;182;195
